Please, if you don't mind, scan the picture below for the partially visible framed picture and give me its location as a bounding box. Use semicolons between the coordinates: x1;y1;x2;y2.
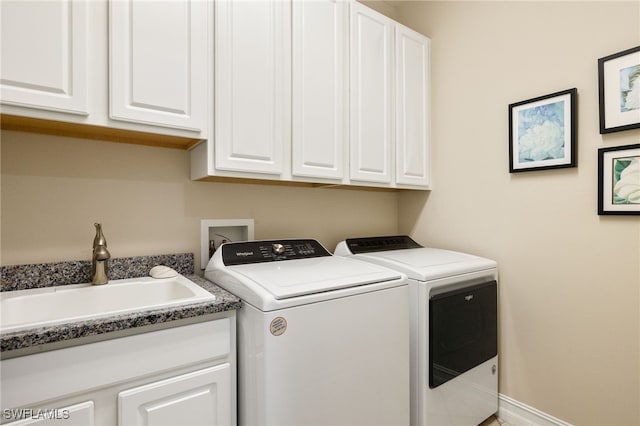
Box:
598;144;640;215
598;46;640;134
509;88;577;173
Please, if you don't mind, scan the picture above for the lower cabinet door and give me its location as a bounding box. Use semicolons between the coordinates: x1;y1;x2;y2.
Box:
118;364;231;426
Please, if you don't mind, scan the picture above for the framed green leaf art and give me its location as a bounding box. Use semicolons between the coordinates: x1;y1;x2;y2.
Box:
598;46;640;134
598;144;640;215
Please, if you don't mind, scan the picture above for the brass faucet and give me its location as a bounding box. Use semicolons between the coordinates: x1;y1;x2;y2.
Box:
92;223;111;285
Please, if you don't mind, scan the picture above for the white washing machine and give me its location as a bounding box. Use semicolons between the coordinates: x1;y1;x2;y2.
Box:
205;239;410;426
335;236;498;426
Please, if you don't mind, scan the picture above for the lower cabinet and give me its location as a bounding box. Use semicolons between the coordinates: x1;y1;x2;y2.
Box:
119;364;232;426
1;314;236;426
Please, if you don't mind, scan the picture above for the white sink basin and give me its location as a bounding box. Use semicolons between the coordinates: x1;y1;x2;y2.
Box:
0;275;215;334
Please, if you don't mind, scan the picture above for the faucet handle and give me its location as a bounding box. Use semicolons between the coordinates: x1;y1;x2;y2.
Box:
94;245;110;261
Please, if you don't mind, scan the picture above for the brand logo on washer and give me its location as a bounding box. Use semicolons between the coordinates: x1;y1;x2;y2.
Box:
236;251;254;257
270;316;287;336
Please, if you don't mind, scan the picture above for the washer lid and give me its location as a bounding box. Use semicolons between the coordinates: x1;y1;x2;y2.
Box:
229;255;402;299
352;248;496;281
337;236;496;281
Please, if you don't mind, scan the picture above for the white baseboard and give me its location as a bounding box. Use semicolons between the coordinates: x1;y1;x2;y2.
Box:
498;394;573;426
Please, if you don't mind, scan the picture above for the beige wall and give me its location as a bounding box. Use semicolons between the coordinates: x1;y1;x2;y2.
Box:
396;1;640;425
0;131;399;269
2;2;640;425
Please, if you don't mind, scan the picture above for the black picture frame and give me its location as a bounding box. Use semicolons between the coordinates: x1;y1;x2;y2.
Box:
597;144;640;215
508;88;577;173
598;46;640;134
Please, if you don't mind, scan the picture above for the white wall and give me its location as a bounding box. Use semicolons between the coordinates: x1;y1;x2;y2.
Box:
396;1;640;425
0;131;399;269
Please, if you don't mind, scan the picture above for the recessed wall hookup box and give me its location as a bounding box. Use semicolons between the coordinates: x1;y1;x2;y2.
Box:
200;219;255;269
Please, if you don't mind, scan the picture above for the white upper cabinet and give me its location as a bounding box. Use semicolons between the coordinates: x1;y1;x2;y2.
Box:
1;0;208;140
2;0;430;190
0;0;88;115
395;24;431;188
109;0;209;132
349;1;394;184
349;1;431;189
213;0;290;175
291;0;348;181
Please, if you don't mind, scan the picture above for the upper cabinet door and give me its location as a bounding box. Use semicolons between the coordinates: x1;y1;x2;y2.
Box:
395;24;431;188
214;0;290;175
291;0;347;180
349;2;394;184
0;0;88;115
109;0;209;132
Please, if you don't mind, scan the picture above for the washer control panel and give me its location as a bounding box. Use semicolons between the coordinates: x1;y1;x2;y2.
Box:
222;239;331;266
345;235;423;254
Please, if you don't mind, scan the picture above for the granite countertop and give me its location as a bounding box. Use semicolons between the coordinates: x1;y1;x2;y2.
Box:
0;254;242;354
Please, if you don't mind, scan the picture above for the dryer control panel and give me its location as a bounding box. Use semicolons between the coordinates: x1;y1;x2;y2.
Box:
222;239;331;265
344;235;423;254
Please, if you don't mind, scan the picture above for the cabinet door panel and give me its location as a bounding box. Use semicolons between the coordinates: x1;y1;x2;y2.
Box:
292;0;347;180
0;0;88;115
396;24;431;187
349;2;394;184
119;364;231;426
214;0;290;175
109;0;208;131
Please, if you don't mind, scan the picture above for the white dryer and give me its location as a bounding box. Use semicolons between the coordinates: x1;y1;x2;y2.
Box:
335;236;498;426
205;239;410;426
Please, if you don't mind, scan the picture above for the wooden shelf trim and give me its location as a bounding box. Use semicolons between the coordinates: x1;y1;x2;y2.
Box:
0;114;202;150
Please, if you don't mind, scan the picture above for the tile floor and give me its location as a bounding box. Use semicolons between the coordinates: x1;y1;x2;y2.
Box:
480;415;514;426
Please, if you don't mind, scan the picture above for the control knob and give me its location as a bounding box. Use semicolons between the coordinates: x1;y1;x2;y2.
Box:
272;243;285;255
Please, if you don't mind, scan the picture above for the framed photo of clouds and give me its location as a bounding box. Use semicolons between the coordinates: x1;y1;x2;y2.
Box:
598;46;640;134
509;88;577;173
598;144;640;215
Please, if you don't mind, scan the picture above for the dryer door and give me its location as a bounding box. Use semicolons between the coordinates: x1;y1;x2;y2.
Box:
429;280;497;388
